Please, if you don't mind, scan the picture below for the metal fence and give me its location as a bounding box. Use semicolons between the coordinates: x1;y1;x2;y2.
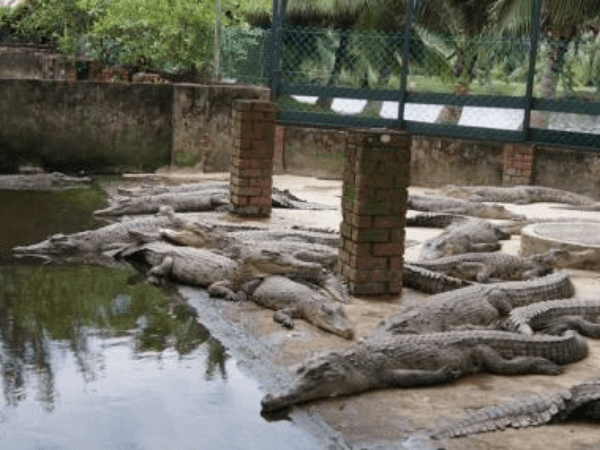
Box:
264;0;600;151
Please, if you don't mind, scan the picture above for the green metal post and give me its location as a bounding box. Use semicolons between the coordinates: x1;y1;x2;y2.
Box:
270;0;287;100
398;0;414;127
522;0;542;140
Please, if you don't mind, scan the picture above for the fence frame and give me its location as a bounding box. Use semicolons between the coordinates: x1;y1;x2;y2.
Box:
268;0;600;151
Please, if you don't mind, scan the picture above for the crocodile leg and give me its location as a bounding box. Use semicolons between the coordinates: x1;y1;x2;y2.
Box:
147;255;173;283
207;280;241;302
273;308;296;328
544;316;600;337
473;345;564;375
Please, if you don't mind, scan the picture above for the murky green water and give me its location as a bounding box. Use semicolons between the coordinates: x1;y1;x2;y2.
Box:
0;182;319;450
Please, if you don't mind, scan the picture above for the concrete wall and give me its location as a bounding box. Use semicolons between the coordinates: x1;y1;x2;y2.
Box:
173;84;270;172
279;125;600;194
280;125;504;186
0;79;269;173
535;145;600;200
0;45;68;80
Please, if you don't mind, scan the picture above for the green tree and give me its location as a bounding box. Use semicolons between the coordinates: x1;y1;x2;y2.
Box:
91;0;216;75
490;0;600;127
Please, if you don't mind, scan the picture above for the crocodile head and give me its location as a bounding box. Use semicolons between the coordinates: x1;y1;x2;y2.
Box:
13;233;82;255
481;204;525;221
308;295;354;340
261;349;369;412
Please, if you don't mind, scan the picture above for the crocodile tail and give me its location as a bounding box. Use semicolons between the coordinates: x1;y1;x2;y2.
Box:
431;392;569;439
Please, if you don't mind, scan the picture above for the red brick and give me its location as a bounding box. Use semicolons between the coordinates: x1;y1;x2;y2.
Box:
373;216;402;228
249;196;271;207
343;211;373;228
345;240;372;257
349;255;388;270
351;228;390;243
389;228;404;243
389;256;403;270
230;194;248;206
373;242;402;256
230;166;262;178
231;186;263;196
349;282;388;296
340;222;353;239
375;189;402;203
338;248;350;265
232;156;272;170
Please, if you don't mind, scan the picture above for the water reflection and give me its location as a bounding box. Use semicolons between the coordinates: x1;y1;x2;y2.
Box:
0;185;321;449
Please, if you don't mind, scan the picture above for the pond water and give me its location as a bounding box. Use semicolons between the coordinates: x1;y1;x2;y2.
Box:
0;181;320;450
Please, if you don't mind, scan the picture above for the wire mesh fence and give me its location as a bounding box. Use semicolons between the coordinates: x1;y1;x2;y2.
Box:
266;0;600;150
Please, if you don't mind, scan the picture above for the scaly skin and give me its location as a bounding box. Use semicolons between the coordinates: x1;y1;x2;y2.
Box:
94;190;230;216
419;218;511;260
503;298;600;336
407;249;567;283
0;172;91;190
440;185;598;205
408;194;524;220
261;330;588;412
12;209;179;257
247;275;353;339
376;273;575;335
431;377;600;439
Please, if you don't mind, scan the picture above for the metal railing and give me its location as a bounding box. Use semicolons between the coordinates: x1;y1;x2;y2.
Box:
265;0;600;151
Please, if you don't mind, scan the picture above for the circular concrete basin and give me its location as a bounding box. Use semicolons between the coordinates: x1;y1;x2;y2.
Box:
520;222;600;270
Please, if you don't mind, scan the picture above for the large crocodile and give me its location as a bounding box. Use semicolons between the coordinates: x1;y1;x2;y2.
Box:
419;217;511;260
118;241;353;337
261;329;588;412
94;190;231;216
0;172;92;190
503;298;600;337
375;273;575;335
233;275;353;339
431;377;600;439
101;182;335;215
408;194;524;220
441;185;598;205
407;249;567;283
12;208;181;259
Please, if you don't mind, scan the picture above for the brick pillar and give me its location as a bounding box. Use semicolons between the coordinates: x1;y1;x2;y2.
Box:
502;143;535;186
339;129;411;297
230;100;278;216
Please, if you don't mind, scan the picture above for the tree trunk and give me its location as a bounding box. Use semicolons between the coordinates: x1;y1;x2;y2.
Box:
530;34;571;129
317;31;349;108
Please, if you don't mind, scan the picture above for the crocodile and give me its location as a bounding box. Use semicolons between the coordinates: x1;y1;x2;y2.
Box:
431;377;600;439
94;190;231;216
408;194;524;220
419;217;511;260
12;208;181;259
0;172;92;190
108;182;335;213
118;242;353;337
503;298;600;337
261;329;588;412
407;248;568;283
440;185;598;205
403;264;475;294
230;275;353;339
375;273;575;335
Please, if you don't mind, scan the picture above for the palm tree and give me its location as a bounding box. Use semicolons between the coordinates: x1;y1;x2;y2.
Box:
490;0;600;127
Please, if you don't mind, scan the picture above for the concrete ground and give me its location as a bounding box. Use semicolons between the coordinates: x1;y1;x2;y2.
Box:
150;172;600;449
